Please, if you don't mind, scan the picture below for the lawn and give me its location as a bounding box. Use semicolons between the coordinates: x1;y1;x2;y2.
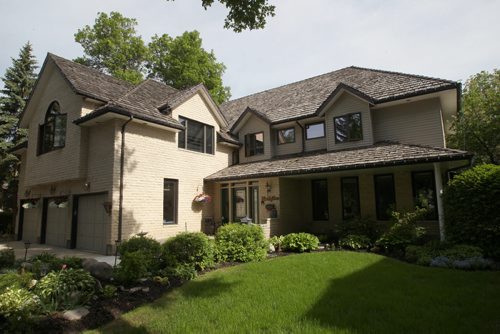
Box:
88;252;500;334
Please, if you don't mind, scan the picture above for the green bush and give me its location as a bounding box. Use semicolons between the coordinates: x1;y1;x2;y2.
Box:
376;208;427;253
160;263;197;281
281;233;319;253
443;164;500;259
0;288;41;329
405;245;440;266
215;223;268;262
35;268;95;310
337;217;380;241
161;232;215;270
339;234;372;250
102;285;118;299
0;248;15;269
405;243;485;267
119;235;161;271
269;235;284;251
0;271;33;292
441;244;483;261
114;251;149;284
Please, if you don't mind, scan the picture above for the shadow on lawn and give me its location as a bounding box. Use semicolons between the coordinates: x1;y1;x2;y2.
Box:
302;255;499;333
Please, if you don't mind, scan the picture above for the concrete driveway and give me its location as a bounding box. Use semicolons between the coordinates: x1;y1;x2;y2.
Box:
0;241;118;266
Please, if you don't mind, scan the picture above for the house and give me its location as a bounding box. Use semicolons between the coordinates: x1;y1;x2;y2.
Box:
12;53;471;254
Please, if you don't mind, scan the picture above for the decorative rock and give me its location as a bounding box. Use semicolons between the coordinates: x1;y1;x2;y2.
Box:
268;244;275;253
430;256;450;268
62;307;89;321
82;258;98;270
142;287;150;293
129;287;142;293
83;260;113;281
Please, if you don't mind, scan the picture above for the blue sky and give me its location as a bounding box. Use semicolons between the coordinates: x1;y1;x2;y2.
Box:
0;0;498;99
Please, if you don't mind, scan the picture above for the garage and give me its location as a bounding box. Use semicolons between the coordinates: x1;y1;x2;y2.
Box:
76;193;108;254
44;199;69;248
19;204;41;243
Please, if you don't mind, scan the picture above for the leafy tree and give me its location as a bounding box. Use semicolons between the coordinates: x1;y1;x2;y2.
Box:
74;12;148;84
0;42;38;212
148;31;230;104
448;69;499;164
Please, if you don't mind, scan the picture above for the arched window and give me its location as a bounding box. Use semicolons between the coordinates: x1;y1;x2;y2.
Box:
38;101;66;154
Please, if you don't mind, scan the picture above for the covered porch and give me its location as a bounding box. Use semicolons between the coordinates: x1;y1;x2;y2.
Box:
205;142;471;240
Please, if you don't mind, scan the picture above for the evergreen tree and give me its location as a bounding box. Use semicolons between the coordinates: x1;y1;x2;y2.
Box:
0;42;38;213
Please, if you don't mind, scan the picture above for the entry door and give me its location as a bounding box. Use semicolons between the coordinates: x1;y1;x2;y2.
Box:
22;207;40;243
77;193;108;254
45;205;68;248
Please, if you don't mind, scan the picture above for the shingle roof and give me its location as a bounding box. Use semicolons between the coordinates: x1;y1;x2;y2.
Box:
205;142;470;181
49;53;134;102
220;66;458;127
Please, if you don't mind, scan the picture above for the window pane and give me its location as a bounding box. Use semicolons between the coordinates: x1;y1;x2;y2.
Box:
187;120;204;152
53;115;66;148
412;171;437;219
255;132;264;154
245;132;264;156
278;128;295;144
312;179;329;220
205;125;214;154
249;186;259;222
178;117;186;149
335;113;362;143
221;188;229;224
232;188;247;219
306;123;325;139
341;177;360;220
374;175;395;220
163;179;178;224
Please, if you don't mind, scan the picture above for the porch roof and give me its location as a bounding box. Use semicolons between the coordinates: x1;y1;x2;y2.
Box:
204;142;471;181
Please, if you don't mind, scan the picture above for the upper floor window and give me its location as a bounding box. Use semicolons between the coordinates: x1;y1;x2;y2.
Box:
38;101;66;155
334;113;362;143
178;116;214;154
245;132;264;157
277;127;295;145
305;122;325;139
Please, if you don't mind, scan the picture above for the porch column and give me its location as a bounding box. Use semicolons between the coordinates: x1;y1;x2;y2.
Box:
433;163;445;241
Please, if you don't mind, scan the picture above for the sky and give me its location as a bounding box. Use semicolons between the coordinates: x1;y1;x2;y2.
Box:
0;0;499;99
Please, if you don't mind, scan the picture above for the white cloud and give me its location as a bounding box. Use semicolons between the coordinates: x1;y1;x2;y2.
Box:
0;0;498;99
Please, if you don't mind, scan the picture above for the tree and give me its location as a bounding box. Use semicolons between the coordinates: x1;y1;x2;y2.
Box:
148;31;230;104
0;42;38;213
448;69;499;164
74;12;148;84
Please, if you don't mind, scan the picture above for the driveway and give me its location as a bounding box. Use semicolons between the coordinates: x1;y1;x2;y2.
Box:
0;241;118;266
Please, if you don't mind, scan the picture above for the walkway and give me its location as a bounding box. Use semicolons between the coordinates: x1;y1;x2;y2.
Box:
0;241;117;266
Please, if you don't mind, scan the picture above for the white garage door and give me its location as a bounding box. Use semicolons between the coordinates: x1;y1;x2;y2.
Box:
22;207;40;243
45;206;68;248
77;193;108;254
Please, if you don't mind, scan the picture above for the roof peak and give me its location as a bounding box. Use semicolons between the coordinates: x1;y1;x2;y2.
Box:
348;66;457;85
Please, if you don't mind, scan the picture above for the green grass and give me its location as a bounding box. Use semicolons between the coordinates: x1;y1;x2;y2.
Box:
88;252;500;334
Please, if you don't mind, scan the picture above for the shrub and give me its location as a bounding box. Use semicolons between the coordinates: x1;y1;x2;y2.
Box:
215;223;268;262
441;244;483;261
0;248;15;269
337;217;380;241
443;164;500;259
35;268;95;310
406;243;489;269
339;234;372;250
0;271;33;292
161;232;215;270
160;263;197;281
114;251;149;284
102;285;117;299
119;235;161;272
281;233;319;253
0;288;41;330
269;235;284;251
376;208;427;253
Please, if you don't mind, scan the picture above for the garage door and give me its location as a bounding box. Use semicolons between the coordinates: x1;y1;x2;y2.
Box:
77;193;108;254
22;207;40;243
45;205;68;248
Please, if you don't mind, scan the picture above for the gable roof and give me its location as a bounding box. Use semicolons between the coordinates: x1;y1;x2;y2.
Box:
220;66;459;127
205;142;471;181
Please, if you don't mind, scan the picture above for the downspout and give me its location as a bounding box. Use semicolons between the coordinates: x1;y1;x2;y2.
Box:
118;115;133;242
296;121;305;153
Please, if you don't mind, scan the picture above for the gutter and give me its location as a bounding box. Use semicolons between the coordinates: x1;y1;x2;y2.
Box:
118;115;133;242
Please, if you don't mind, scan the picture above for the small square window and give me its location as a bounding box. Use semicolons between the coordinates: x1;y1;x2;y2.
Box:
334;113;363;143
277;128;295;144
305;122;325;139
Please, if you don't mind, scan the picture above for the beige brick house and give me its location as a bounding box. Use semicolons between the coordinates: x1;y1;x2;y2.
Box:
13;54;470;254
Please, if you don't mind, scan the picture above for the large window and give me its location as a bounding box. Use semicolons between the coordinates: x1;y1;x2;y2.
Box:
312;179;329;220
221;182;261;223
232;187;247;219
305;122;325;139
412;171;437;220
334;113;362;143
163;179;178;224
374;174;395;220
38;101;66;154
277;127;295;145
341;177;360;220
245;132;264;157
178;116;214;154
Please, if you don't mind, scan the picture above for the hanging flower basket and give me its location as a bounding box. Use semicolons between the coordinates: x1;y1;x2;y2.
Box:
22;198;39;209
49;196;69;209
193;193;212;203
